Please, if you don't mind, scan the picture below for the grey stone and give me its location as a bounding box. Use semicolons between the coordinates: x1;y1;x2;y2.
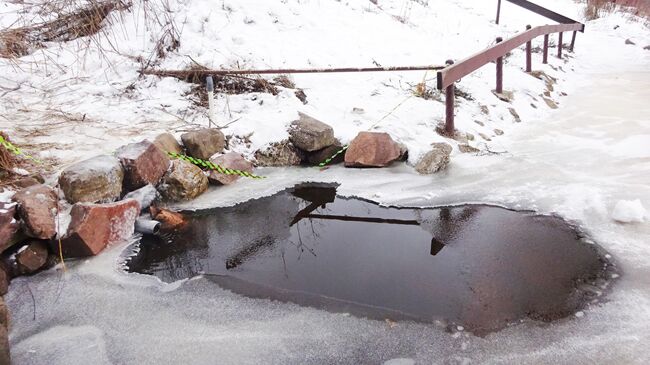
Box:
288;113;336;152
415;143;452;174
59;155;124;203
181;128;226;160
158;160;209;201
254;140;303;167
153;132;183;155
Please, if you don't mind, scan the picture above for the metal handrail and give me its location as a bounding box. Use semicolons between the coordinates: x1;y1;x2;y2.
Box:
503;0;585;31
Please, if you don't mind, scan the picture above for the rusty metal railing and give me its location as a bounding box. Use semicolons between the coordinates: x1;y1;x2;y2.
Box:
498;0;585;31
436;22;583;135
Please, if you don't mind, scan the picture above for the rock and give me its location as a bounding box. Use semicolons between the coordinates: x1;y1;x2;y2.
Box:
59;155;124;204
625;38;636;45
415;143;452;174
0;295;7;327
12;174;43;188
123;184;159;211
0;311;10;365
397;142;409;161
60;199;140;257
494;129;504;136
12;184;57;240
153;132;183;155
645;45;650;51
508;107;522;123
0;262;9;295
478;133;492;142
345;132;402;168
157;160;209;201
15;239;49;275
306;143;345;166
458;144;480;153
208;152;254;185
492;90;514;103
254;140;303;167
0;202;19;253
150;207;187;232
288;113;336;152
181;128;226;160
115;140;170;191
543;97;558;109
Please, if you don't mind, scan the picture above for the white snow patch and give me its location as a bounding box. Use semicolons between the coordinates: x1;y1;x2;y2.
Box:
612;199;647;223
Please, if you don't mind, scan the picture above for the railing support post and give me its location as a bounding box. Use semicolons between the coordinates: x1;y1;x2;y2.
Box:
496;37;503;94
558;32;563;59
543;34;549;64
444;59;455;135
570;30;577;51
525;25;532;72
496;0;502;24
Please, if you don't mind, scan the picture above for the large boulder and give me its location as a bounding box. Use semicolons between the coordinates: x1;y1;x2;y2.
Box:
15;239;49;275
344;132;401;168
306;143;345;166
0;202;19;253
12;184;57;240
153;132;183;155
414;143;452;174
0;300;8;365
157;160;209;201
60;199;140;257
254;140;303;167
181;128;226;160
288;113;336;152
59;155;124;204
208;152;254;185
115;140;170;191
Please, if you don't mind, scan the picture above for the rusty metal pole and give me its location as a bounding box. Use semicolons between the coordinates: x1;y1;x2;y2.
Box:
496;37;503;94
558;32;563;59
543;34;549;64
444;59;455;135
525;25;532;72
496;0;502;24
570;30;577;51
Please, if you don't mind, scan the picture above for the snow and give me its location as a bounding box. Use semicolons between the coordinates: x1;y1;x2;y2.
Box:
0;190;14;202
612;199;647;223
2;0;650;364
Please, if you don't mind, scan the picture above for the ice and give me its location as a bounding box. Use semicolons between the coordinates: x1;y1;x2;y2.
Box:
0;190;15;202
612;199;647;223
123;184;159;211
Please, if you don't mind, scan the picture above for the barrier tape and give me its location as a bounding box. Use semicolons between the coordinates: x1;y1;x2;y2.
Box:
318;145;348;167
167;152;265;179
0;135;41;163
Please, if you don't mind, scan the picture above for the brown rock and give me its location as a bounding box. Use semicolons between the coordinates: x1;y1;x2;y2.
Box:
0;320;9;365
288;113;336;152
208;152;254;185
625;38;636;45
415;143;452;174
59;155;124;204
254;140;303;167
0;202;19;253
60;199;140;257
306;143;345;166
458;144;480;153
157;160;209;201
15;239;49;275
116;140;170;191
12;184;57;240
0;296;8;327
153;133;183;155
12;175;42;188
344;132;401;168
181;128;226;160
150;207;187;232
0;263;9;295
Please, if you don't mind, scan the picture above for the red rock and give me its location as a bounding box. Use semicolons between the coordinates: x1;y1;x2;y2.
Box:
12;184;58;240
208;152;254;185
153;132;183;155
150;207;187;232
0;202;19;253
0;320;8;365
344;132;401;168
116;140;170;192
61;199;140;257
15;240;49;274
0;262;9;295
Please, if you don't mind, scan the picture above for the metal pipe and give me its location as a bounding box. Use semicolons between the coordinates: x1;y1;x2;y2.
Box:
496;0;502;24
135;219;161;236
570;30;577;51
525;25;532;72
444;59;455;135
558;32;563;59
496;37;504;94
543;34;549;64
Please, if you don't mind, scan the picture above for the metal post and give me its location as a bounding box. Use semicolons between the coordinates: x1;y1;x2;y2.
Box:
444;59;455;135
570;30;577;51
558;32;563;59
496;37;503;94
496;0;502;24
543;34;549;64
525;25;532;72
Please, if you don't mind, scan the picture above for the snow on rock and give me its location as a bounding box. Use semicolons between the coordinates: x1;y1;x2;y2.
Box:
612;199;647;223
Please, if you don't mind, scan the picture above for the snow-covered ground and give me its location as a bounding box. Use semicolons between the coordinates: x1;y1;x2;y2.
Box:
2;0;650;364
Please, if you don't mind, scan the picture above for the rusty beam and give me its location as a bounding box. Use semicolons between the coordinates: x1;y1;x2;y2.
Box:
143;65;445;78
437;23;582;90
496;0;502;24
443;60;455;135
496;37;504;93
543;34;549;64
558;32;563;59
525;25;532;72
504;0;585;31
570;30;577;51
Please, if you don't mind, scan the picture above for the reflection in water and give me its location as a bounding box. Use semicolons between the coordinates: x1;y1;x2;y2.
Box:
126;183;615;334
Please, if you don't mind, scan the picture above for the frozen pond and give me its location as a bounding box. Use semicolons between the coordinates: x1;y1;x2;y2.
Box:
5;69;650;364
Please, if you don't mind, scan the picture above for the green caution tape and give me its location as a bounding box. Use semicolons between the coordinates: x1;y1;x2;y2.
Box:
167;152;265;179
318;145;348;167
0;134;41;163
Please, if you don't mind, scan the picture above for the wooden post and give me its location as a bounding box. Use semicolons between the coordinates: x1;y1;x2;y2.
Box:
558;32;563;59
444;59;455;135
525;25;532;72
570;31;577;51
496;0;502;24
496;37;503;94
543;34;549;64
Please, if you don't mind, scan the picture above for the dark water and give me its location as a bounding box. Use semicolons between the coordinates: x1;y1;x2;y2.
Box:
126;183;615;334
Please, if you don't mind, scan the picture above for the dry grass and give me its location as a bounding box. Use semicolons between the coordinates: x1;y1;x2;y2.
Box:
584;0;616;20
